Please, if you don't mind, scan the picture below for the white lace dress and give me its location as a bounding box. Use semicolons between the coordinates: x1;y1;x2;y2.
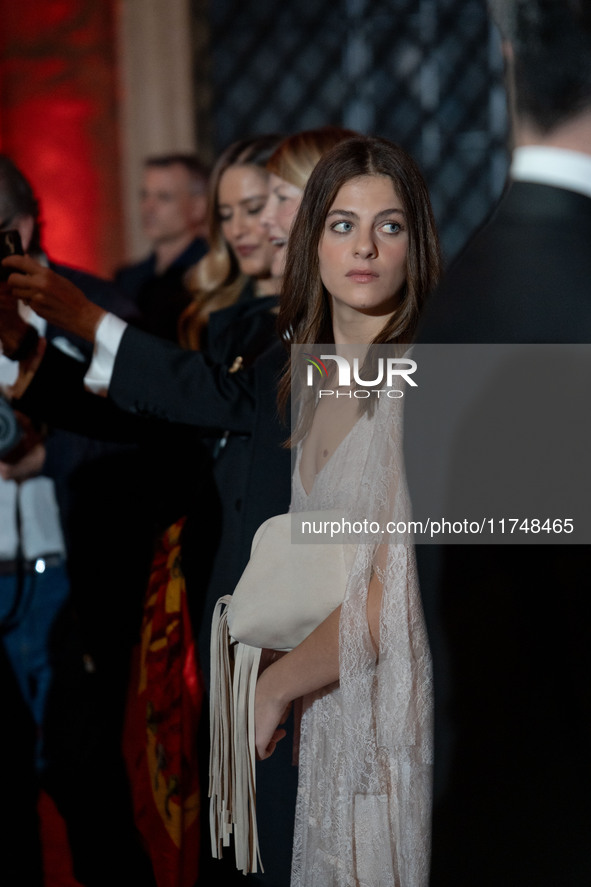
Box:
290;394;433;887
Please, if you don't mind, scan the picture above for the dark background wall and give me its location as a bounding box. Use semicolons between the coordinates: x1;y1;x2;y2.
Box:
0;0;509;276
202;0;509;263
0;0;122;276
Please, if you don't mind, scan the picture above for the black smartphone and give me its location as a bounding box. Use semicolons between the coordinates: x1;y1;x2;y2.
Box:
0;229;24;282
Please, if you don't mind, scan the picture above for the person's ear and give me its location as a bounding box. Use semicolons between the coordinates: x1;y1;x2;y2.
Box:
191;193;208;226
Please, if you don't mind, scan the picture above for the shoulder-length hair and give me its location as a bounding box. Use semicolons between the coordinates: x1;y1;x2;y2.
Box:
266;125;358;190
277;136;442;427
179;133;281;349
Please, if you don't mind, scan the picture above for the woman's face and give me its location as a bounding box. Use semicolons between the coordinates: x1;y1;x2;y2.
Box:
260;173;304;277
217;164;277;283
318;174;408;338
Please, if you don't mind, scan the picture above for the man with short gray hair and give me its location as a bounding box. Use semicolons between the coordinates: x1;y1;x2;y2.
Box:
115;153;209;340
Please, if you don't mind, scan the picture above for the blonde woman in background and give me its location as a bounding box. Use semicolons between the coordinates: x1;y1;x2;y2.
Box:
179;133;282;351
260;126;357;279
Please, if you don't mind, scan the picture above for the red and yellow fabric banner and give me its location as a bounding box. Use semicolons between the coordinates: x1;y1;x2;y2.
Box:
123;518;204;887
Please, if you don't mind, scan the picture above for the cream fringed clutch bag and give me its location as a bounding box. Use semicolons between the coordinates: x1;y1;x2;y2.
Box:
209;509;348;874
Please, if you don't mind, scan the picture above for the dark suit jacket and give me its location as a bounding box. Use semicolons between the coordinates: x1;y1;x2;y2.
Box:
405;181;591;886
44;259;142;539
16;293;296;886
9;262;156;883
415;181;591;343
108;312;299;886
17;292;292;658
114;237;208;342
40;262;152;664
107;299;292;677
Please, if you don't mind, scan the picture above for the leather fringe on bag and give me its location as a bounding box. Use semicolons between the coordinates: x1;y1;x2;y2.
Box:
208;510;349;874
209;597;264;875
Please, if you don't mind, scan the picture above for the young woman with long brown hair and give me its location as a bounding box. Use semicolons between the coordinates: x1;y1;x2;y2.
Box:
255;136;441;886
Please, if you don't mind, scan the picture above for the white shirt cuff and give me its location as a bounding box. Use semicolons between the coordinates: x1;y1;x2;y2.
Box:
84;313;127;396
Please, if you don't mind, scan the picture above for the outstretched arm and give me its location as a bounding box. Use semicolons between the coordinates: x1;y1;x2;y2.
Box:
2;254;106;341
1;255;281;436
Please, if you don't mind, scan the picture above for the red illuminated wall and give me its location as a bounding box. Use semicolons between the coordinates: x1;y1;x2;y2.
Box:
0;0;123;277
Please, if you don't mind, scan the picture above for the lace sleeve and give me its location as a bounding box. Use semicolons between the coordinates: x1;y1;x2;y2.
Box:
290;346;433;887
338;393;433;886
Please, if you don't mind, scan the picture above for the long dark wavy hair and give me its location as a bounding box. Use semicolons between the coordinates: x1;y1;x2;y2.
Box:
277;136;442;430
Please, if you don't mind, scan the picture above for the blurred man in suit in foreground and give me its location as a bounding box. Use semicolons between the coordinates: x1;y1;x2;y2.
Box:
406;2;591;884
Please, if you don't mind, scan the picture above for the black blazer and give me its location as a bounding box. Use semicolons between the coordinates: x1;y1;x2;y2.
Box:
108;312;292;672
17;294;292;668
16;296;297;886
28;263;153;669
405;181;591;886
42;259;143;534
415;181;591;343
113;237;208;342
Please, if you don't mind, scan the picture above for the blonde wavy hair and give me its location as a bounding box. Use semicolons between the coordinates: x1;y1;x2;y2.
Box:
178;134;281;349
179;127;358;350
266;125;357;190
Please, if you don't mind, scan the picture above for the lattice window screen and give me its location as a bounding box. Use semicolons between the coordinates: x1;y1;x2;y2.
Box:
195;0;509;261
